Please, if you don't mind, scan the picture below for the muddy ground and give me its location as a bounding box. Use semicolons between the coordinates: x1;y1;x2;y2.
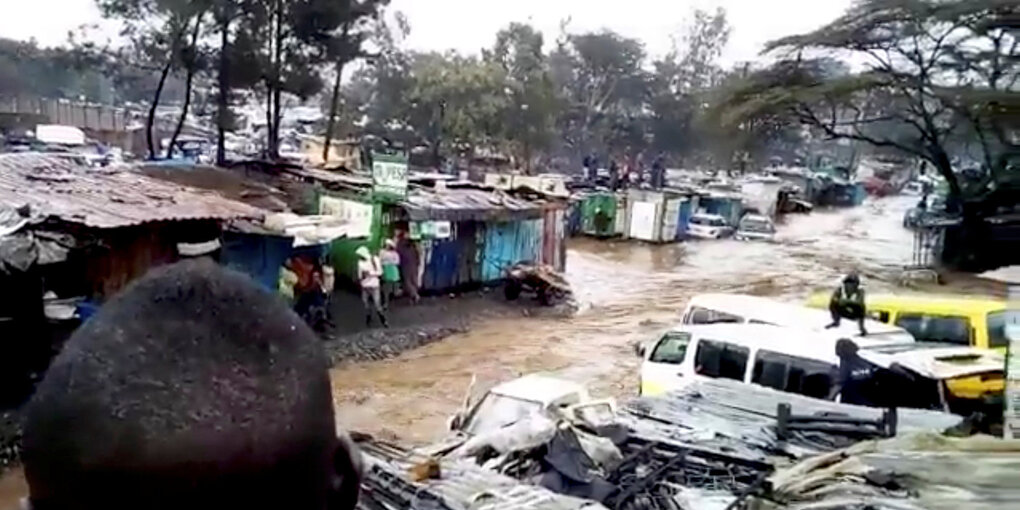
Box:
0;196;1007;508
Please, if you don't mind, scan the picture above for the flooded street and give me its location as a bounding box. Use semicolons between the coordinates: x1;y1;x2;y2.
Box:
0;197;1007;509
331;196;1005;443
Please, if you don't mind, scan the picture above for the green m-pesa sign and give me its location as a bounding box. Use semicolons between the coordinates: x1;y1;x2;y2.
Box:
372;152;408;201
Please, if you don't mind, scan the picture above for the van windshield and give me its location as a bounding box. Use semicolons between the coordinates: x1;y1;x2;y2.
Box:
650;332;690;364
463;393;543;436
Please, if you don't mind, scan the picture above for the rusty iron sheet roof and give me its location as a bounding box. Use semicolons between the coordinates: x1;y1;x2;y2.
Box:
0;153;264;229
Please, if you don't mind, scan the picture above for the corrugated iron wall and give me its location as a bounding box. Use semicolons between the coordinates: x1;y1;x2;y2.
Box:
420;222;484;292
481;219;544;283
542;208;566;271
414;208;567;294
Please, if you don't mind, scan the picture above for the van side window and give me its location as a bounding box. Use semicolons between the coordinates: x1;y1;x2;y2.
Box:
694;339;749;381
687;307;742;325
649;332;691;364
751;350;836;399
987;311;1017;349
895;314;971;345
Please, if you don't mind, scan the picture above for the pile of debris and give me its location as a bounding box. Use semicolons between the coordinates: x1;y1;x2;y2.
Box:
757;432;1020;510
354;378;967;510
357;438;603;510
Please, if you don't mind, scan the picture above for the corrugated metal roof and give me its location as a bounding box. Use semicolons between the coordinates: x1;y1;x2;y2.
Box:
401;188;549;222
0;153;264;229
622;378;962;459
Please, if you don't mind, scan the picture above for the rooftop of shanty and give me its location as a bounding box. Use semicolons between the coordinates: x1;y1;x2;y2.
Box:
400;186;559;222
0;153;264;229
275;163;564;222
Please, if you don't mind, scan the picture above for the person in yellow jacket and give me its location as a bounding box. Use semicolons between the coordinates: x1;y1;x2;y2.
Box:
826;272;867;336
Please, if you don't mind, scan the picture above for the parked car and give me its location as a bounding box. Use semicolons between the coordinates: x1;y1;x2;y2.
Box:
447;374;614;437
686;213;733;239
734;214;776;241
638;323;1004;411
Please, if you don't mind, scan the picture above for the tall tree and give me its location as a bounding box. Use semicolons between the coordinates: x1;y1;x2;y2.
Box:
166;5;209;157
650;7;731;164
550;30;648;158
322;0;389;164
98;0;205;159
487;22;559;172
714;0;1019;201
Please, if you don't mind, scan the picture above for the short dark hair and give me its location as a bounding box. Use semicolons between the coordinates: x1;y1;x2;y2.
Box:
835;338;859;358
22;260;354;510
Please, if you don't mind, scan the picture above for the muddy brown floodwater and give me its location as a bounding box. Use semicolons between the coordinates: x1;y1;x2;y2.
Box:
0;197;1008;509
330;196;1005;444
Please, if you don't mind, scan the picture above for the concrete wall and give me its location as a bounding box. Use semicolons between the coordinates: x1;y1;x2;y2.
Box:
0;96;128;132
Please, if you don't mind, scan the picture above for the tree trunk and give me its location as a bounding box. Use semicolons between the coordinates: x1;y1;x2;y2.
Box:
264;86;273;158
147;56;173;160
166;13;204;160
323;59;347;164
216;11;231;166
930;146;961;208
268;0;284;160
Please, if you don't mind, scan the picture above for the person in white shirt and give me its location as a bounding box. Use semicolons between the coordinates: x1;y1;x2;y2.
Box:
356;246;387;327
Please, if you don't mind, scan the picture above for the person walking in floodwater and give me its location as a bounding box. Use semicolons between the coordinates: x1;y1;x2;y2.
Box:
826;272;867;335
380;239;401;309
356;246;388;327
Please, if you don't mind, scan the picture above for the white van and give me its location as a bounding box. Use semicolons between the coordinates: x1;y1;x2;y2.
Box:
638;323;1004;408
679;293;917;344
640;323;849;398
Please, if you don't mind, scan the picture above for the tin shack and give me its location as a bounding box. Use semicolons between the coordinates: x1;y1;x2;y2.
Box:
0;152;262;404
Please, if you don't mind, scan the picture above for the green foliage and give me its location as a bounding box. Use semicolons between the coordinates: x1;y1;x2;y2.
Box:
718;0;1019;197
0;37;149;104
650;8;732;164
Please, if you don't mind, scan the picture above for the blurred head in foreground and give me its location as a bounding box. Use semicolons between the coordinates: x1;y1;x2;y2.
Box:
22;259;361;510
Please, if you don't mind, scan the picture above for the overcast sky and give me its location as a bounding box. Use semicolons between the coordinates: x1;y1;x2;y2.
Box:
2;0;850;64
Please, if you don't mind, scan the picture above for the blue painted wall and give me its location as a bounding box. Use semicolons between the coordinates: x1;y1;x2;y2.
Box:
221;231;294;291
481;219;544;282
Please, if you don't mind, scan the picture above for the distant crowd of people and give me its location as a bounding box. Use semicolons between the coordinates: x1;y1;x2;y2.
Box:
581;153;667;191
